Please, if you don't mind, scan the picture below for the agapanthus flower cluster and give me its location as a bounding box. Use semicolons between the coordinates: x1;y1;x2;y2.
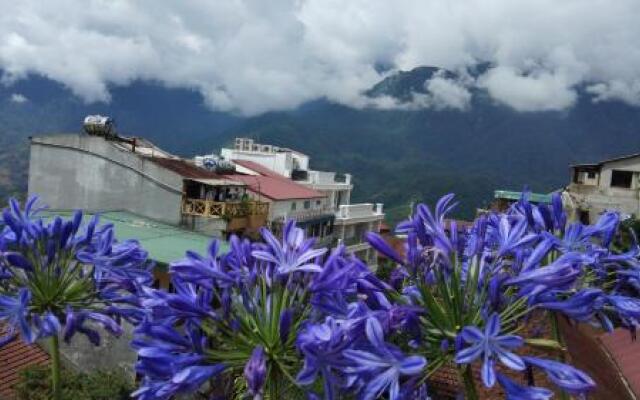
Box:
132;219;418;399
364;192;640;398
132;191;640;399
0;197;152;347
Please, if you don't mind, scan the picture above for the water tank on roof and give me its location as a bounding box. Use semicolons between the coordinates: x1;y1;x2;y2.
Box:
83;115;115;137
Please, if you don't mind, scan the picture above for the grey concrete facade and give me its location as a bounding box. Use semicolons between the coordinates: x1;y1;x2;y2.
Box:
567;154;640;223
28;134;183;225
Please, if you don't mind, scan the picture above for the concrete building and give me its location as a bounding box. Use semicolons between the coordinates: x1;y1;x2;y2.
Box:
28;133;269;238
223;159;335;244
565;153;640;223
215;138;385;266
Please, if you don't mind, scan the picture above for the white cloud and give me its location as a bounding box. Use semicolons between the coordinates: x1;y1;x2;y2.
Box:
0;0;638;114
587;80;640;106
10;92;28;103
424;75;472;110
479;66;578;112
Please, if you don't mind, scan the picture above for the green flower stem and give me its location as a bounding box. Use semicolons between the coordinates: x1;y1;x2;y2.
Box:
50;334;62;400
459;365;478;400
550;312;569;400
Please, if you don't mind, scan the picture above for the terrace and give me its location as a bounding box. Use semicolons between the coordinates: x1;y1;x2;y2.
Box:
181;178;270;220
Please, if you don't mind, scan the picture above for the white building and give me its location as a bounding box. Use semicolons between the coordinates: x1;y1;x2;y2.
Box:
213;138;385;265
565;153;640;223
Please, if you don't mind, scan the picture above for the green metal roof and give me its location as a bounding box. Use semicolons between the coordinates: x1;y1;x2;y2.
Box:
40;210;226;265
494;190;553;204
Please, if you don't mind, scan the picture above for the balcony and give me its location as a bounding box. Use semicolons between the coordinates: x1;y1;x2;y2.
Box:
292;170;352;187
276;207;335;223
182;198;269;219
336;203;384;220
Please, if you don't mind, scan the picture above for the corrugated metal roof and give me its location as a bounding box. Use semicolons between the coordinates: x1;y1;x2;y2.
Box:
146;157;223;179
0;323;50;399
40;210;227;265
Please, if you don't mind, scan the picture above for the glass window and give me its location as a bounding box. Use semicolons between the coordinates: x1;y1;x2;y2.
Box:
611;170;633;188
304;200;311;209
291;202;297;211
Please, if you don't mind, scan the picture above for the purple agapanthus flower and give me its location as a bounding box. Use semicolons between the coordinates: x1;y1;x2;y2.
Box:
244;346;267;398
523;356;595;394
0;197;152;347
343;318;426;400
297;317;354;399
489;215;538;258
455;313;525;387
252;220;326;275
496;372;553;400
0;288;34;344
365;232;404;264
132;321;227;400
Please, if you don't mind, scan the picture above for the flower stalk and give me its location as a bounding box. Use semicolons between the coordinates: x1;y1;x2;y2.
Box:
459;365;479;400
50;334;61;400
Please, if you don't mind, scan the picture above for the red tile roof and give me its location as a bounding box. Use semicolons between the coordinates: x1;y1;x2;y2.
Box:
228;174;325;201
0;323;50;398
229;159;325;201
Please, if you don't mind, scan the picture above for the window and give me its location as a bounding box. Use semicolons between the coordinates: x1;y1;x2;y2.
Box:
291;202;297;211
579;210;590;225
611;170;633;188
316;200;322;206
587;171;596;179
304;200;311;209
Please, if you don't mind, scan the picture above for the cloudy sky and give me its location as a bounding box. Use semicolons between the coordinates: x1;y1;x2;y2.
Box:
1;0;639;115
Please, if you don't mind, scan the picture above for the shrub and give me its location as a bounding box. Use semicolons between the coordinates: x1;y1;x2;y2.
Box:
13;365;134;400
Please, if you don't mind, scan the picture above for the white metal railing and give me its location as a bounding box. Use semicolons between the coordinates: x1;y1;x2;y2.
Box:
336;203;384;219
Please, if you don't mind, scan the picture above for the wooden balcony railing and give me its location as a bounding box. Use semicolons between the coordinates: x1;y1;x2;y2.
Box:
182;198;269;219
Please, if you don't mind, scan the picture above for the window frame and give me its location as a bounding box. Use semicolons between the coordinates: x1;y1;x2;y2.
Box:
610;170;634;189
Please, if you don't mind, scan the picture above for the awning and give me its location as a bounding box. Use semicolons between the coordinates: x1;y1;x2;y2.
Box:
188;178;246;187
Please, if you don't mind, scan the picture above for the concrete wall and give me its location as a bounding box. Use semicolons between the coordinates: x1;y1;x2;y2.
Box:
28;135;184;225
182;214;227;237
598;157;640;191
221;148;293;177
56;322;138;380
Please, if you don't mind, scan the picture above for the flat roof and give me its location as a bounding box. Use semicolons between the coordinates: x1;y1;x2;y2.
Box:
40;210;226;265
494;190;552;204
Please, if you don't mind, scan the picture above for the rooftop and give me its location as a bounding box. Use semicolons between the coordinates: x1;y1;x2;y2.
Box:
570;152;640;168
229;160;325;201
0;323;50;398
40;210;225;265
494;190;553;204
147;157;225;179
